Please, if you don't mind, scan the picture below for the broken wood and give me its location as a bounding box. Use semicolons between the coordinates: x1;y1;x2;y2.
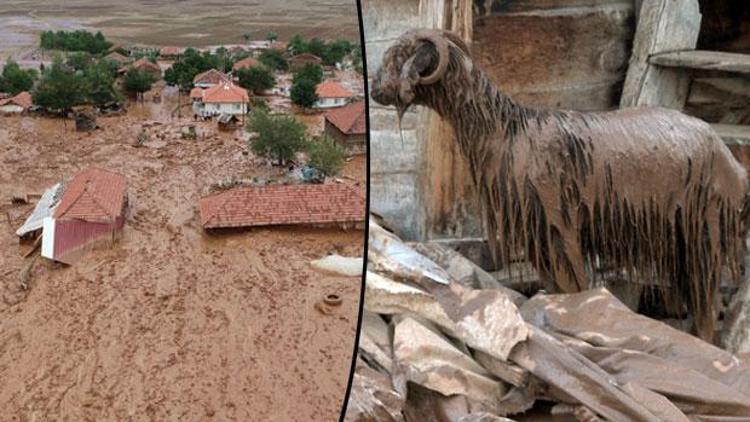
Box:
620;0;701;109
649;50;750;74
23;234;42;258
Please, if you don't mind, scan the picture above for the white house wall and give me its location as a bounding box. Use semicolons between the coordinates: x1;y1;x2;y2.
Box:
41;217;55;260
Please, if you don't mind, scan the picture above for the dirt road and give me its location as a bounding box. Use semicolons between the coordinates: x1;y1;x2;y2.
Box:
0;110;364;420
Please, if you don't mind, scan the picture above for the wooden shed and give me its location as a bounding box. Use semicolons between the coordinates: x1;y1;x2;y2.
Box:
41;167;128;264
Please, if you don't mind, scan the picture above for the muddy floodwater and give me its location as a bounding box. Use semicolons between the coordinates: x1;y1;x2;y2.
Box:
0;103;365;419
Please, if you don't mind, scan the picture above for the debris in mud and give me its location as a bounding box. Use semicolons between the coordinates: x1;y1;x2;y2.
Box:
311;254;364;277
75;111;98;131
316;293;344;315
346;218;750;421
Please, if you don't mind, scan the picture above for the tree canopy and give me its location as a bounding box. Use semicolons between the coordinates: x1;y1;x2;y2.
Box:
0;60;38;95
247;109;307;165
286;35;355;66
306;136;345;177
32;59;87;113
237;65;275;93
292;63;323;86
84;61;121;106
123;68;155;98
39;30;112;54
290;78;318;109
258;49;288;72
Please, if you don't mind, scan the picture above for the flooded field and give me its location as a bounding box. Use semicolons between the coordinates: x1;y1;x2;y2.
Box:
0;0;360;58
0;95;365;419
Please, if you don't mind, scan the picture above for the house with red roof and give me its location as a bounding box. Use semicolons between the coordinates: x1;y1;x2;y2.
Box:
41;167;128;264
289;53;323;71
199;183;365;230
314;80;354;109
192;82;250;117
104;51;132;66
160;46;185;58
0;91;32;114
232;57;260;72
193;69;231;88
118;58;162;80
324;100;366;155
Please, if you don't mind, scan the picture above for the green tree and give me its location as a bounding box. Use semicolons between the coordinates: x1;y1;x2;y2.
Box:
66;52;94;71
288;34;306;55
306;136;345;177
242;32;252;43
322;39;352;66
266;31;278;44
293;63;323;86
237;65;275;93
39;30;112;54
258;49;288;71
290;78;318;109
84;61;120;106
247;109;307;165
0;59;37;95
123;68;155;99
306;38;326;57
32;59;86;113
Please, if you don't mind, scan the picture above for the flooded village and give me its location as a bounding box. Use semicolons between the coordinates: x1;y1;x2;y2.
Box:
0;2;365;420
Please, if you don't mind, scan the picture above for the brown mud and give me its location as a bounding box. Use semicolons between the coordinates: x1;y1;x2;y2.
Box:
0;98;364;419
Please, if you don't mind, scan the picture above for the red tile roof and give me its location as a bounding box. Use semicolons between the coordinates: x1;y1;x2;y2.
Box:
132;58;161;72
104;51;130;64
200;183;365;229
201;83;249;104
316;80;354;99
193;69;231;85
232;57;260;71
189;87;204;99
160;46;184;56
325;100;365;135
290;53;322;64
54;167;127;222
0;91;32;109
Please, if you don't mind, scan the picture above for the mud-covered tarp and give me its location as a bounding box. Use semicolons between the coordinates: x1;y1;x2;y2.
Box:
519;289;750;421
347;220;750;421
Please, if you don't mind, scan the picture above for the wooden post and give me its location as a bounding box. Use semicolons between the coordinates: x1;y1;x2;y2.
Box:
620;0;701;109
419;0;481;240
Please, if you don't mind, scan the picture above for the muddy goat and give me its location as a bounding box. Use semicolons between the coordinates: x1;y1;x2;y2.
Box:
371;29;750;340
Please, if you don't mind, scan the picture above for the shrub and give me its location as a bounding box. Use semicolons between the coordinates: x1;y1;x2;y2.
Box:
306;136;345;177
237;65;275;93
247;109;307;165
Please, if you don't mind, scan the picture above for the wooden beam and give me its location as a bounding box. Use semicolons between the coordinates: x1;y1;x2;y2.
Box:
650;50;750;74
712;124;750;146
620;0;701;109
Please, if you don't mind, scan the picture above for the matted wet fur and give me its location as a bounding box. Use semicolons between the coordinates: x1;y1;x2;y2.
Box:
371;29;750;340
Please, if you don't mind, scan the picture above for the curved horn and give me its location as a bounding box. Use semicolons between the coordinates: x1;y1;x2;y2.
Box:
414;30;449;85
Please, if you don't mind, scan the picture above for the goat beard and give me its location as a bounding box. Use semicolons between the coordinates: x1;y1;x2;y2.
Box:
396;102;412;149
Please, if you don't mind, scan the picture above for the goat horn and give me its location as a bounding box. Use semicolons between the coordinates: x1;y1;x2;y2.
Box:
413;30;449;85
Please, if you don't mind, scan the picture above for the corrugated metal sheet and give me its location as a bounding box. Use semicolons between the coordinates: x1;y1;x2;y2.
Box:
16;183;62;236
48;217;124;264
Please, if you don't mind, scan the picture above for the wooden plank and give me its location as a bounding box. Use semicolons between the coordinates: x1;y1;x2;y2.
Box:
620;0;701;109
712;124;750;146
422;0;482;241
650;50;750;74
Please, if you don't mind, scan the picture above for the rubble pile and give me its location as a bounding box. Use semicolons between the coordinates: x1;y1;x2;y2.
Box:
347;218;750;421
